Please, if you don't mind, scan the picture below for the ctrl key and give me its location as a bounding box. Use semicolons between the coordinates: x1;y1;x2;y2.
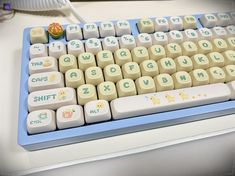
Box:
27;110;56;135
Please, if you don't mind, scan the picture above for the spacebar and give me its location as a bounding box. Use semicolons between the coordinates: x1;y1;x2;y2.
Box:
110;83;231;119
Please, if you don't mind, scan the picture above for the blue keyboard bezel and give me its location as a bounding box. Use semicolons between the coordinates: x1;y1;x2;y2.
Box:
18;14;235;150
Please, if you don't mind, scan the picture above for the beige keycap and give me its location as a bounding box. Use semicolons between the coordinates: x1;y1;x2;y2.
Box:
227;37;235;50
77;84;97;105
85;67;104;85
212;38;228;52
97;50;114;68
197;40;213;54
131;46;149;64
122;62;141;80
223;50;235;65
114;48;132;66
181;41;198;56
223;65;235;82
97;81;117;101
207;52;225;67
154;73;174;91
30;27;48;44
191;54;210;69
165;43;182;58
207;67;226;83
158;57;176;74
183;15;197;29
65;69;85;88
135;76;156;94
140;60;159;77
137;18;154;33
148;45;166;61
78;52;96;71
172;71;192;89
175;56;193;72
190;69;209;86
116;79;137;97
104;64;123;83
59;54;77;73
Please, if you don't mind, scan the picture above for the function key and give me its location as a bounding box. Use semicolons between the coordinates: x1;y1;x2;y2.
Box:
183;15;197;29
83;23;99;39
30;27;48;44
66;24;83;40
154;17;169;32
48;23;64;39
216;13;231;26
169;16;183;30
137;18;154;33
99;21;115;37
200;14;217;28
115;20;131;36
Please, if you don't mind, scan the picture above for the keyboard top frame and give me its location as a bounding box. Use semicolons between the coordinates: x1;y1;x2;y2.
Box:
18;13;235;150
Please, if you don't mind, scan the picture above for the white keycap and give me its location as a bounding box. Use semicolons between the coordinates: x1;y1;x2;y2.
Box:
168;30;184;43
226;25;235;37
30;43;47;59
216;13;231;26
56;105;84;129
230;12;235;25
28;71;64;92
111;83;231;119
85;38;102;55
84;100;111;123
227;81;235;99
198;28;213;40
99;21;115;37
184;29;199;42
169;16;183;30
66;24;83;40
27;109;56;134
28;87;77;112
83;23;99;39
212;26;227;38
119;34;136;50
136;33;152;47
200;14;218;28
67;40;84;56
152;32;168;45
49;41;66;59
154;17;169;32
29;56;58;75
115;20;131;36
102;36;119;52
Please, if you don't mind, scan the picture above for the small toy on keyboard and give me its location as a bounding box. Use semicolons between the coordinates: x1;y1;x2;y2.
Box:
18;12;235;150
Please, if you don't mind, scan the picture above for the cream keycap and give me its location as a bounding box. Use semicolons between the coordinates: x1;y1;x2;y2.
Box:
28;71;64;92
111;83;231;119
122;62;141;80
140;60;159;77
65;69;85;88
158;57;176;74
148;45;166;61
30;27;48;44
165;43;182;58
154;17;169;32
84;100;111;123
78;52;96;71
172;71;192;89
135;76;156;94
104;64;123;83
56;105;84;129
154;73;174;91
66;24;83;40
212;26;227;38
131;46;149;64
28;87;77;112
59;54;77;73
97;50;114;68
136;33;152;48
217;13;231;26
227;37;235;50
114;48;132;66
223;65;235;82
29;56;58;75
190;69;209;86
181;41;198;56
184;29;199;42
212;38;228;52
168;30;184;43
223;50;235;65
49;41;66;59
198;28;213;40
67;40;84;56
183;15;197;29
116;79;137;97
97;81;117;101
200;14;218;28
85;66;104;85
99;21;115;37
207;67;226;84
191;54;210;69
137;18;154;33
175;56;193;72
83;23;99;39
207;52;225;67
115;20;131;36
152;32;168;45
197;40;213;54
103;36;120;52
119;35;136;50
85;38;102;55
77;84;97;105
30;43;48;59
27;109;56;134
169;16;183;30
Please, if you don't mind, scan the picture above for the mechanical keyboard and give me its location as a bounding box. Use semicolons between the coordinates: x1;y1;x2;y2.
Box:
18;12;235;150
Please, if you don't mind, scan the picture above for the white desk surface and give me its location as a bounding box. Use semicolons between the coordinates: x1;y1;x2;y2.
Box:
1;1;235;176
